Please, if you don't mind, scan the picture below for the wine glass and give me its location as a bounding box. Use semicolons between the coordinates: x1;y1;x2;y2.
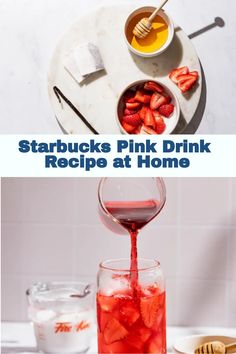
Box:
98;177;166;288
98;177;166;235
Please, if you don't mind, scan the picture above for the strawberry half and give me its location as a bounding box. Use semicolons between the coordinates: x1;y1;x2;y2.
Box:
124;108;139;115
123;113;142;127
122;121;136;133
169;66;189;84
97;294;119;313
120;303;140;326
140;125;158;135
139;106;148;121
103;318;128;345
126;328;152;351
147;336;164;353
126;102;141;110
133;125;141;134
144;108;155;128
124;90;135;103
159;104;174;118
144;81;164;93
190;71;199;79
177;74;198;93
134;90;151;104
162;93;172;104
150;93;167;110
154;114;166;134
140;296;160;328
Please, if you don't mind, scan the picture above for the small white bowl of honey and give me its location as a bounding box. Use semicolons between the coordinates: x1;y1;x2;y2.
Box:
124;6;174;58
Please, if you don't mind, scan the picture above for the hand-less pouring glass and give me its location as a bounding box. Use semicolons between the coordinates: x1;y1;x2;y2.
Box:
97;178;167;353
26;282;94;353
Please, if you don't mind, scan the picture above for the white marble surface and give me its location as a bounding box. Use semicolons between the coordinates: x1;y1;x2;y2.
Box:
0;0;236;134
1;322;236;353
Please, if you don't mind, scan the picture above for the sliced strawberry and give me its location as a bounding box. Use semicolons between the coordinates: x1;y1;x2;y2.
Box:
177;74;198;93
126;102;141;110
108;340;132;353
140;284;160;297
103;318;128;345
144;108;155;128
140;296;160;328
190;70;199;79
126;98;136;103
133;125;141;134
152;110;163;119
139;327;153;343
154;115;166;135
139;106;148;121
159;104;174;118
169;66;189;84
97;294;119;313
124;90;135;103
150;93;167;110
140;125;158;135
122;121;136;133
120;303;140;326
127;326;153;350
134;90;151;104
123;113;142;127
147;336;165;353
124;108;139;115
162;93;172;104
144;81;164;93
98;311;113;333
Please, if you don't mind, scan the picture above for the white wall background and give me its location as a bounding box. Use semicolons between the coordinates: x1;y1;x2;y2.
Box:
0;0;236;134
1;178;236;327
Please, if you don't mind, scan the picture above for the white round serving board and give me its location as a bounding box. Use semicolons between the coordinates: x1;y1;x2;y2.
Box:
48;4;202;134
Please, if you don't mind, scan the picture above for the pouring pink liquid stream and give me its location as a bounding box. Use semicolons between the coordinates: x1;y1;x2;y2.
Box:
104;199;160;291
97;198;166;353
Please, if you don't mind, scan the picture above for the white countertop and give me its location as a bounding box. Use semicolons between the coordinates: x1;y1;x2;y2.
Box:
1;322;236;353
0;0;236;134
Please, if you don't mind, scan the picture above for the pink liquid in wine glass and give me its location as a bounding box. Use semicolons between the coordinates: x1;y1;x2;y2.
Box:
104;200;160;291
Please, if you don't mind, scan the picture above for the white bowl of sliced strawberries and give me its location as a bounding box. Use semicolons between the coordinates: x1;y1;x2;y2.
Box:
117;80;180;135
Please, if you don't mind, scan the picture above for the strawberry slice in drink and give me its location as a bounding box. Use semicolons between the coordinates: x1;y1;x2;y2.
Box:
147;335;165;354
103;317;128;345
97;293;120;313
119;301;140;327
140;294;161;329
126;327;152;351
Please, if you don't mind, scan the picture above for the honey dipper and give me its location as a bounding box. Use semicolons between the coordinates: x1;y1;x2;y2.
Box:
194;341;236;354
133;0;169;39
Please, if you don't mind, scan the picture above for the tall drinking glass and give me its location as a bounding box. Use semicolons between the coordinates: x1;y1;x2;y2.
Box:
97;259;166;354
